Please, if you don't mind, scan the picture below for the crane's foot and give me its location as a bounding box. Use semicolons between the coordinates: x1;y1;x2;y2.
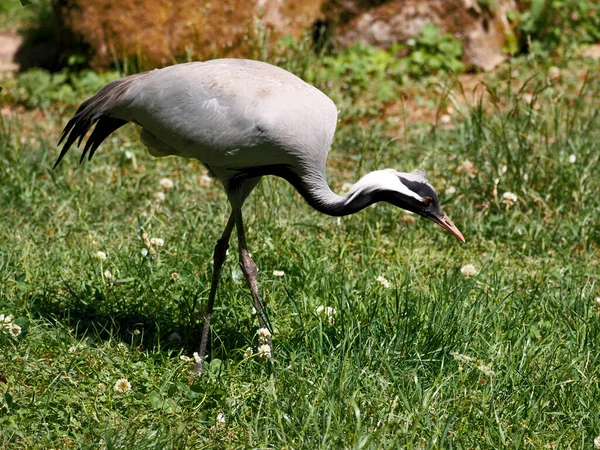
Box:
239;250;274;357
193;313;211;375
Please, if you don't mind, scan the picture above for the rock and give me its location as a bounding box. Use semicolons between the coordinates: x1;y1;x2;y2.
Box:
52;0;323;70
323;0;519;71
52;0;518;71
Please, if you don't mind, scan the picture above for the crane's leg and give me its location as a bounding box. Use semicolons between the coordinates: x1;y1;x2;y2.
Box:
195;213;235;373
233;206;273;356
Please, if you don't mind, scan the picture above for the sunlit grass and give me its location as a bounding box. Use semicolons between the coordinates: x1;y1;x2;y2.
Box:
1;57;600;448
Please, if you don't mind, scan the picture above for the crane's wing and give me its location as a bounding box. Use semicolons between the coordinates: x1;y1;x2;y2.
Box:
55;59;338;172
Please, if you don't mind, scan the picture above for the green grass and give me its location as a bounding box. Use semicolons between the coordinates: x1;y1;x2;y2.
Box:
1;55;600;448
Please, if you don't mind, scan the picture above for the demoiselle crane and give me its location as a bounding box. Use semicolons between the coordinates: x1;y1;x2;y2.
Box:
54;58;465;371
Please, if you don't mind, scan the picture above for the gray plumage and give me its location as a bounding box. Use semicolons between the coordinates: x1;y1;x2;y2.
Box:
55;58;464;370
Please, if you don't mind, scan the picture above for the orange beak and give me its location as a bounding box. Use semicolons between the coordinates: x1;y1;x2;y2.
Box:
433;213;465;243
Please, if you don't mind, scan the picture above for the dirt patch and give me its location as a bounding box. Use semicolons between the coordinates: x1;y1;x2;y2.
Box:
581;44;600;59
0;29;22;72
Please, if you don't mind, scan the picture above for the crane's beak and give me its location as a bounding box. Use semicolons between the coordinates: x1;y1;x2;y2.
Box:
432;213;465;243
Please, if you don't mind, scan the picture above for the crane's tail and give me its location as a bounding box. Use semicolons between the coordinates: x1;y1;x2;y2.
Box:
54;73;144;169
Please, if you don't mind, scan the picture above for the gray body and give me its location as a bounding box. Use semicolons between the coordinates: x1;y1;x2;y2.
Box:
112;59;337;188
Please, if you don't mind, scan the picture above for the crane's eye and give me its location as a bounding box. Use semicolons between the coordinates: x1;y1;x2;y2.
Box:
423;197;433;206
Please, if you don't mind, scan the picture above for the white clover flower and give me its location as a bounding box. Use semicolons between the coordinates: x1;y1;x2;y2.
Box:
450;352;474;363
150;237;164;247
114;378;131;393
316;305;336;324
569;154;576;164
192;352;202;364
502;191;518;206
477;364;495;377
523;93;534;104
96;251;107;261
257;344;272;359
68;345;78;353
180;355;192;362
141;248;149;257
171;272;180;281
594;436;600;449
251;307;257;315
257;327;271;344
244;347;253;358
159;178;174;190
406;38;416;46
0;314;12;324
199;174;212;187
595;297;600;308
124;150;133;160
445;186;457;195
440;114;451;124
457;159;475;174
460;264;478;278
548;66;560;81
154;191;166;203
216;413;226;425
376;275;390;289
231;267;243;284
103;269;113;280
272;270;285;277
9;323;21;337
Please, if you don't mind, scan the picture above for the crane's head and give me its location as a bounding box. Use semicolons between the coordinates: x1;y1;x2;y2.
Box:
354;169;465;243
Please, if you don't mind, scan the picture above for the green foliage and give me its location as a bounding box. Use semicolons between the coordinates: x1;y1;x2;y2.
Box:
2;68;121;109
296;24;464;105
401;23;464;77
329;24;463;83
0;0;51;28
318;43;400;102
517;0;600;56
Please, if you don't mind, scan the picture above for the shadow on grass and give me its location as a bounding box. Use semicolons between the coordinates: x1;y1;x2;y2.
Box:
24;280;253;360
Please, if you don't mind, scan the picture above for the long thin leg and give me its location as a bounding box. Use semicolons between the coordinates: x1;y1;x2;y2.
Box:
233;207;274;356
194;212;235;373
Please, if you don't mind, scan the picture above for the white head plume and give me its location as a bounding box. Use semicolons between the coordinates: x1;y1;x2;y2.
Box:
344;169;428;205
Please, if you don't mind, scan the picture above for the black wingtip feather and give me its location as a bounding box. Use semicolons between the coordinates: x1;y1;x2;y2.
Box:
53;74;139;169
54;115;96;169
88;117;128;161
53;148;69;170
57;117;77;146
